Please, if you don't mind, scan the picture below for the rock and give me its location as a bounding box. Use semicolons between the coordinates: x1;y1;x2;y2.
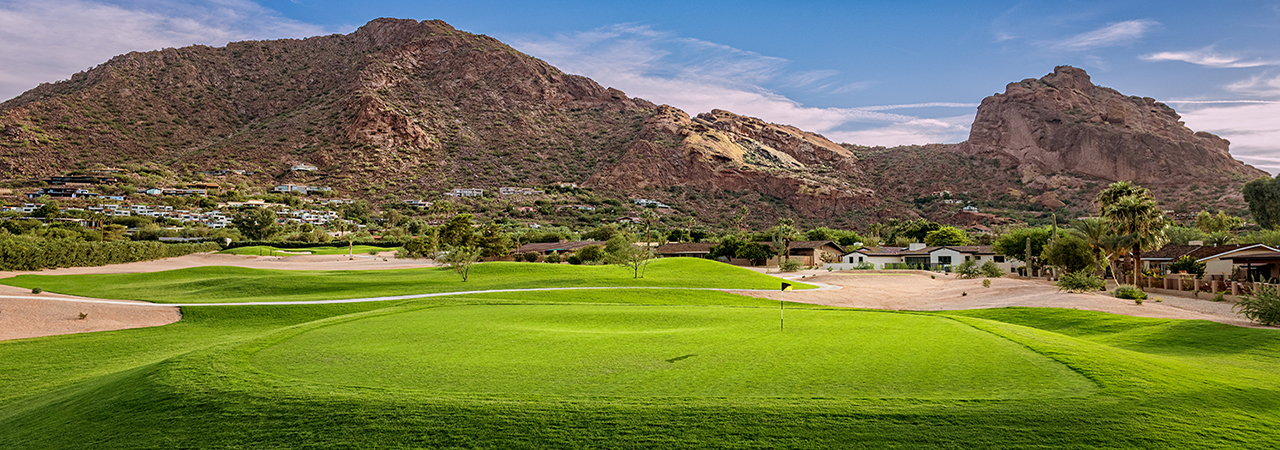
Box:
1034;191;1066;209
966;66;1266;185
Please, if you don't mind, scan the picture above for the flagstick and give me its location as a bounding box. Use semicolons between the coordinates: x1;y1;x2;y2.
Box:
780;290;784;331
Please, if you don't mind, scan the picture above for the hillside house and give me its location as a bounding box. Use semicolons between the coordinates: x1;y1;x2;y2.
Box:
499;187;544;195
446;188;484;197
290;164;318;172
28;188;97;199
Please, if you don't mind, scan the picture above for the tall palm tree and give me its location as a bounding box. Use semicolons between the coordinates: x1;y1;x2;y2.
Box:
1103;194;1168;285
639;208;659;244
1073;217;1112;277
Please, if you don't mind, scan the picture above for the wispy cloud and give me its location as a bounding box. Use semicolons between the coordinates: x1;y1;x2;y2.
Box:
510;24;973;147
1224;74;1280;97
1141;47;1277;68
0;0;337;101
1054;19;1158;51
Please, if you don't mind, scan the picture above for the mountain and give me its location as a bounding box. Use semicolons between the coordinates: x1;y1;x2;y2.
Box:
963;66;1266;188
0;20;1265;227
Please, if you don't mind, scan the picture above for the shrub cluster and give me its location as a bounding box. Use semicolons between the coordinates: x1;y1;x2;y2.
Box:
1113;285;1148;301
0;237;219;271
1235;284;1280;326
1057;270;1105;293
954;260;982;279
981;260;1004;278
779;258;802;272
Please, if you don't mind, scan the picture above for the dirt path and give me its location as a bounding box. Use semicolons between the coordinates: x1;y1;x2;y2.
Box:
730;271;1263;328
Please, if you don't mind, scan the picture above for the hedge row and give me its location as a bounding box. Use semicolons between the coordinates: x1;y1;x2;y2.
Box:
222;240;409;250
0;238;221;271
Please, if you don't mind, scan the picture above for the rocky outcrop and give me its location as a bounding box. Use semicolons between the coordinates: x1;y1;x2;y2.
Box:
694;109;858;170
966;66;1266;185
587;106;875;217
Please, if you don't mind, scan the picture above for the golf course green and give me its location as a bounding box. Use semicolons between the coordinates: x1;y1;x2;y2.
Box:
2;259;1279;448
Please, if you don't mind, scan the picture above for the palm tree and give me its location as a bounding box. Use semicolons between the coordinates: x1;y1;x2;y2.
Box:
639;208;659;244
1103;194;1168;285
1074;217;1112;277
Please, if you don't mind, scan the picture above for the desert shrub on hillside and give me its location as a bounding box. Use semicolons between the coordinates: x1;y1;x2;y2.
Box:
779;258;802;272
955;260;981;279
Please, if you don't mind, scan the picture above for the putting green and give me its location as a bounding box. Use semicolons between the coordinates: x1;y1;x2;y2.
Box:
252;305;1096;399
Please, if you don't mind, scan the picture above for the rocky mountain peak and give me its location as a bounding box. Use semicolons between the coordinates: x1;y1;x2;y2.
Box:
966;66;1264;186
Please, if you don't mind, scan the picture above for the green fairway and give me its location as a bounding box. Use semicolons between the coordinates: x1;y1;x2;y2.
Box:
218;244;395;256
253;304;1093;398
1;258;813;303
3;270;1280;448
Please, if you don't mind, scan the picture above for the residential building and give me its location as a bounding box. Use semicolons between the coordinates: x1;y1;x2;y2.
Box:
499;187;545;195
833;244;1019;272
786;241;846;266
290;164;318;172
28;187;97;198
1144;244;1280;280
446;188;484;197
654;242;714;258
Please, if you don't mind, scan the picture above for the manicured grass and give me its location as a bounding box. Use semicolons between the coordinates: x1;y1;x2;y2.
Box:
1;258;814;303
253;304;1093;398
218;244;394;256
3;281;1280;447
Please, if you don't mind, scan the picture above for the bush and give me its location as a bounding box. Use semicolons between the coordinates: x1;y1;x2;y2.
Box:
1113;285;1148;301
576;245;606;263
520;252;540;262
31;287;41;294
1058;270;1105;293
981;260;1003;278
982;279;991;288
955;260;981;279
1213;291;1226;302
544;251;561;264
1234;284;1280;326
1169;255;1206;277
779;258;802;272
566;254;583;265
852;261;874;270
0;237;219;271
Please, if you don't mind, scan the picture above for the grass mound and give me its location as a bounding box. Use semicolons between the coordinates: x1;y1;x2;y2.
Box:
1;258;812;303
253;304;1093;398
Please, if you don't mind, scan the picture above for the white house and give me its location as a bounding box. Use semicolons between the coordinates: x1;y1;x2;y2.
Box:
827;243;1021;273
446;188;484;197
1143;243;1280;280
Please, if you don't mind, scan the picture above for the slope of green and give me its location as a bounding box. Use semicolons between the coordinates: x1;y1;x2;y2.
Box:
252;304;1094;398
2;288;1280;447
1;258;814;303
218;245;394;256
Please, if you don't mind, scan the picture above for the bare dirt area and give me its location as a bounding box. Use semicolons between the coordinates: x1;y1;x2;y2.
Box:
0;252;436;341
0;252;436;279
0;284;181;341
733;270;1262;328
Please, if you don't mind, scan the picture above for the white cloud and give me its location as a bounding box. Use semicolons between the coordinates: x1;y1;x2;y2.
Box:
510;24;974;147
0;0;335;101
1179;101;1280;174
1224;74;1280;97
1054;19;1158;51
1141;47;1277;68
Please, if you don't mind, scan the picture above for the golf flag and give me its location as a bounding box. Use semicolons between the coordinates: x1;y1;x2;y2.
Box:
781;282;793;291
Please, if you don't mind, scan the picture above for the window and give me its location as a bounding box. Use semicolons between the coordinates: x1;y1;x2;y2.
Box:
994;255;1006;263
964;256;971;261
937;256;952;265
858;256;864;263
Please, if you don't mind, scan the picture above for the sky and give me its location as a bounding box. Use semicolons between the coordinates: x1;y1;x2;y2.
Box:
2;0;1279;172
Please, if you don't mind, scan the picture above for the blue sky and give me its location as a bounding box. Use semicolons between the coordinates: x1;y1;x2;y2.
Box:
2;0;1279;172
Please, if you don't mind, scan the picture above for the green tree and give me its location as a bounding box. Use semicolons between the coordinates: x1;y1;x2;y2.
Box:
440;245;482;281
708;236;745;260
1168;255;1206;277
605;235;655;278
340;200;372;224
1163;225;1208;246
924;226;970;246
992;227;1052;271
439;214;476;247
32;201;60;218
1041;234;1096;274
1195;210;1243;236
1243;175;1280;229
231;208;279;240
576;244;607;263
735;241;775;266
474;222;513;259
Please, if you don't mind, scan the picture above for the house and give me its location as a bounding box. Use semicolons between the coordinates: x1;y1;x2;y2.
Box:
786;241;845;266
446;188;484;197
961;205;979;212
832;243;1019;272
1145;244;1280;280
654;242;714;258
404;200;434;208
499;187;544;195
514;206;537;213
513;241;608;256
617;216;642;224
290;164;318;172
28;188;97;198
557;204;596;211
188;182;219;190
556;182;579;188
633;199;671;208
160;188;207;197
